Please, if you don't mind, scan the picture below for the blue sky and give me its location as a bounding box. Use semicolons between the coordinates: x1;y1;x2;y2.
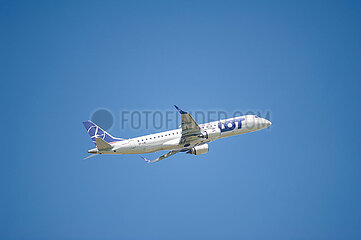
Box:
1;0;361;239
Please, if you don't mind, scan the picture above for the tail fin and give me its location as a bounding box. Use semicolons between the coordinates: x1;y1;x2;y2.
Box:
83;120;124;145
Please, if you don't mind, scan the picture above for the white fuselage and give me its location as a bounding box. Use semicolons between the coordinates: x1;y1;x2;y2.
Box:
90;115;271;155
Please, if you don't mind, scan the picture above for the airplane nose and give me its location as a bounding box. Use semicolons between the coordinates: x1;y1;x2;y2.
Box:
266;120;272;127
261;118;271;128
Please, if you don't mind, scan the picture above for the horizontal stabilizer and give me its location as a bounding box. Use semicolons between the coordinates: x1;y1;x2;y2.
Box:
95;137;112;150
83;154;97;160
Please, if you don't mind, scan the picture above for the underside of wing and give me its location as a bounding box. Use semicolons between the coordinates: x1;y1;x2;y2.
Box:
141;106;203;163
174;105;202;144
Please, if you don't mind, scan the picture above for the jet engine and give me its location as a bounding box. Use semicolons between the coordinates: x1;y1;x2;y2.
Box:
198;128;221;139
187;143;209;155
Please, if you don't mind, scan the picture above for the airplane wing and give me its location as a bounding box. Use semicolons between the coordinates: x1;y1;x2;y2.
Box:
140;106;201;163
140;149;184;163
174;105;202;144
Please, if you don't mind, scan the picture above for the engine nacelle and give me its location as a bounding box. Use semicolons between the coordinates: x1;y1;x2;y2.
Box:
187;143;209;155
198;128;221;139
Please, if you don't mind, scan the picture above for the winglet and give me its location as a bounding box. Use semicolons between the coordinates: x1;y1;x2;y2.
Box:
140;156;151;163
174;105;187;114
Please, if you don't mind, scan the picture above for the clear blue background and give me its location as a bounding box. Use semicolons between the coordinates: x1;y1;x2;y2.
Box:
1;0;361;239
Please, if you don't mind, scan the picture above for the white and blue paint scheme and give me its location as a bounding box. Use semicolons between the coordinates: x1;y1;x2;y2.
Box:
83;105;272;163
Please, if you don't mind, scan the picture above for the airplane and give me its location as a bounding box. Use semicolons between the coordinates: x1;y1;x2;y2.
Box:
83;105;272;163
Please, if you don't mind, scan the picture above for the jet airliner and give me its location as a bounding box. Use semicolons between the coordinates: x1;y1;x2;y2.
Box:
83;105;271;163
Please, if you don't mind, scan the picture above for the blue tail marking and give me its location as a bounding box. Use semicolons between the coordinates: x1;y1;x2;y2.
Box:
83;120;124;145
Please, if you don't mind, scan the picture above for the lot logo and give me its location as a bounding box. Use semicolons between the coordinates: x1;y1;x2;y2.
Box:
218;118;244;132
